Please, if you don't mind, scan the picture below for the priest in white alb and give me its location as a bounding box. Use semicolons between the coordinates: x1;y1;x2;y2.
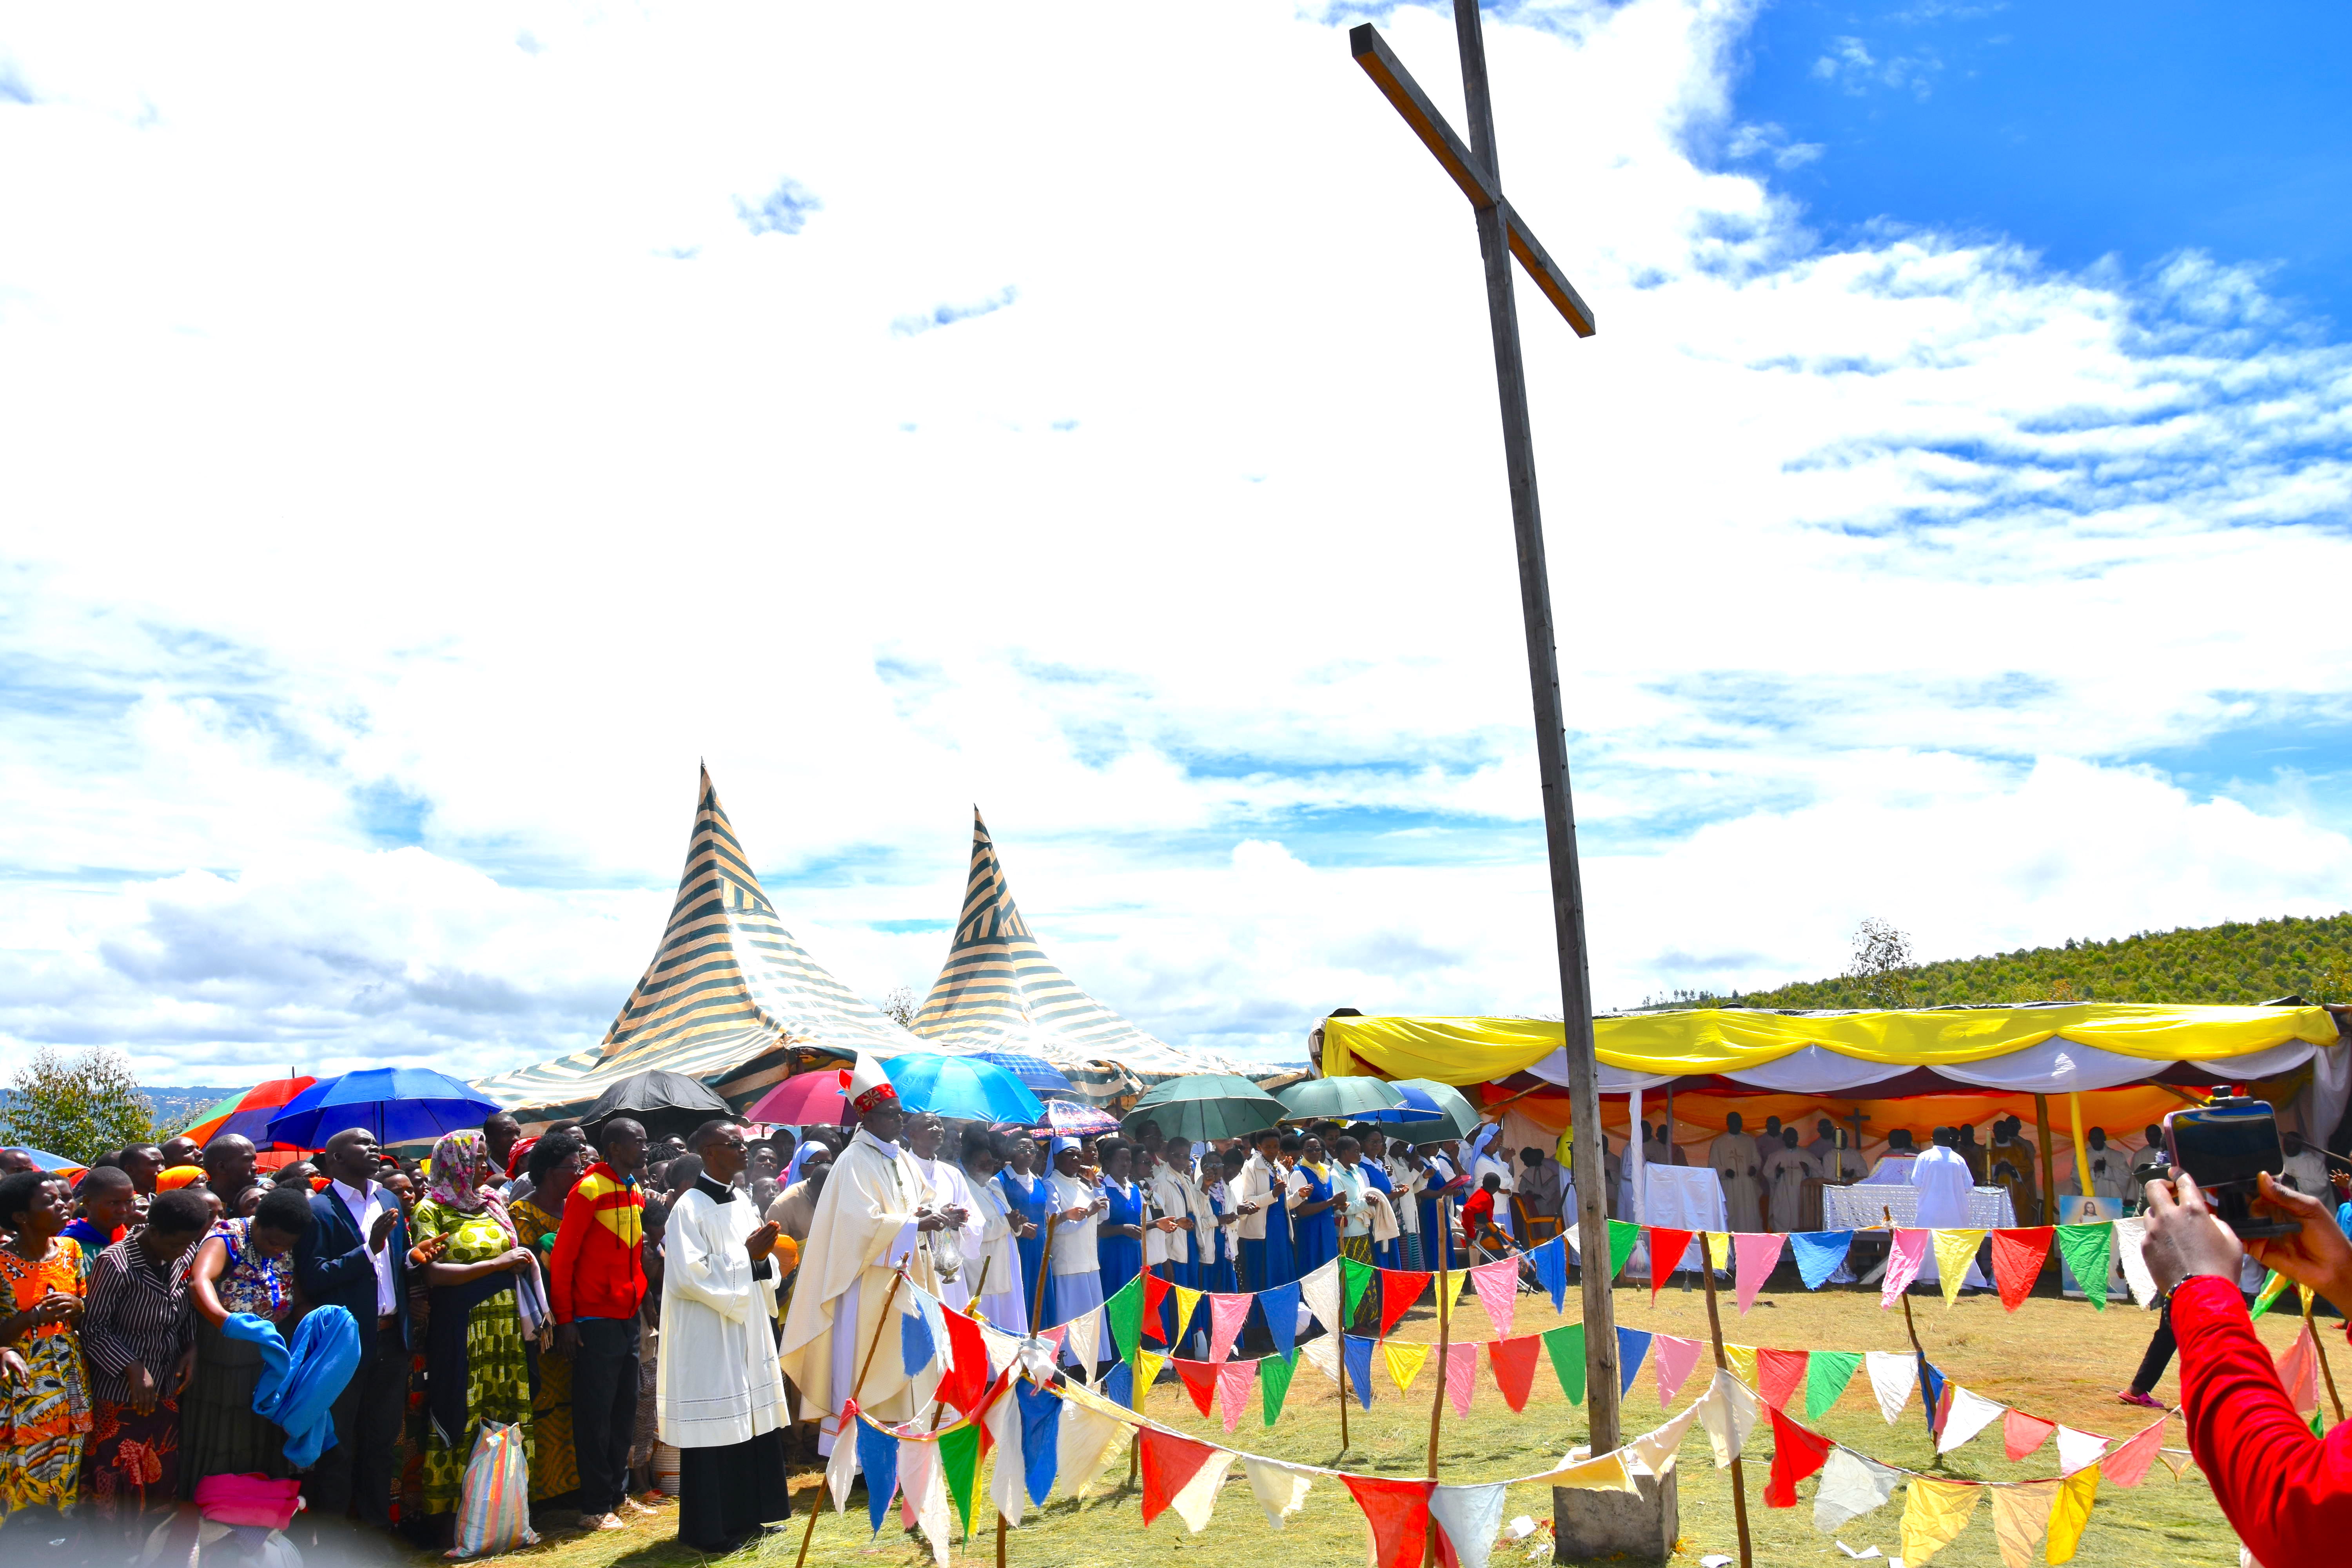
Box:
659;1118;794;1553
778;1065;948;1456
1907;1126;1989;1290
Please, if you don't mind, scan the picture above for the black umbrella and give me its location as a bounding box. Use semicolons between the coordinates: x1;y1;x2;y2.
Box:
580;1070;736;1142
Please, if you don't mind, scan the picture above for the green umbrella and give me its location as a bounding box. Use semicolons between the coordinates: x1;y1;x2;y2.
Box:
1275;1075;1411;1122
1121;1074;1286;1144
1385;1079;1483;1145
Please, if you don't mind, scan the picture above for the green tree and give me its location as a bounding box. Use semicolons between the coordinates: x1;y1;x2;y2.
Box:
0;1047;156;1165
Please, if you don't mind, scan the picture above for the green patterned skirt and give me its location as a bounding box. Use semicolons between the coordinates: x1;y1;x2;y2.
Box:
421;1297;534;1516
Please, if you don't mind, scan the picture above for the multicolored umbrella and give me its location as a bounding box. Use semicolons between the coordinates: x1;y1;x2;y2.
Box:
3;1148;86;1177
175;1076;318;1149
971;1051;1080;1100
1037;1099;1120;1136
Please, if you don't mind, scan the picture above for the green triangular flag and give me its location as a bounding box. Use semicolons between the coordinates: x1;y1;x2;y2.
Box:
2314;1406;2327;1437
1607;1219;1640;1281
2250;1268;2293;1320
1543;1322;1585;1406
1805;1349;1862;1423
2054;1223;2114;1312
1341;1256;1374;1325
936;1421;982;1536
1104;1274;1145;1362
1259;1350;1297;1426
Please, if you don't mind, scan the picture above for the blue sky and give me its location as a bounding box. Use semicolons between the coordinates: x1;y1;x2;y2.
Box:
0;0;2348;1085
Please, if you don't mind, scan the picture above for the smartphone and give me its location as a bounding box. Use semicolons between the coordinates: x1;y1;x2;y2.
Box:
2163;1098;2302;1240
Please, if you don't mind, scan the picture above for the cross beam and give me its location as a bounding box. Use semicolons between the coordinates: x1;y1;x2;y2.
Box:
1349;24;1596;338
1348;5;1619;1463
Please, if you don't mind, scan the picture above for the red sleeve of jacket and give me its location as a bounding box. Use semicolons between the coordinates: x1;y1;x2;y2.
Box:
549;1178;591;1325
2174;1272;2352;1564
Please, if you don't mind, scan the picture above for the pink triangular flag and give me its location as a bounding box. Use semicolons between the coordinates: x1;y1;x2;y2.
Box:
1733;1232;1784;1315
2003;1408;2056;1461
1470;1259;1518;1340
2276;1323;2322;1418
1881;1229;1929;1305
1654;1334;1706;1406
1216;1357;1258;1433
1207;1293;1254;1365
2103;1419;2166;1489
1034;1323;1067;1355
1443;1341;1478;1417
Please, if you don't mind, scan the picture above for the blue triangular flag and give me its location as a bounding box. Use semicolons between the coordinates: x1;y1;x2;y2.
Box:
1014;1377;1062;1505
901;1307;936;1378
1099;1358;1133;1408
1787;1231;1853;1291
1531;1235;1569;1312
1343;1334;1377;1409
1615;1327;1652;1396
856;1413;900;1532
1921;1360;1945;1430
1260;1282;1299;1361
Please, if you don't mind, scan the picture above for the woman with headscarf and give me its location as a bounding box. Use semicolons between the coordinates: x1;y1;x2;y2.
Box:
995;1138;1056;1329
512;1130;587;1508
411;1130;538;1532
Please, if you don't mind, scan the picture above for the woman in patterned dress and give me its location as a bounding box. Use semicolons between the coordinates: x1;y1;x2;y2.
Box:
510;1131;586;1506
183;1185;313;1494
411;1131;536;1530
0;1171;93;1522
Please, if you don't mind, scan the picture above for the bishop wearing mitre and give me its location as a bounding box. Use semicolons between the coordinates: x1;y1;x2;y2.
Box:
778;1062;949;1456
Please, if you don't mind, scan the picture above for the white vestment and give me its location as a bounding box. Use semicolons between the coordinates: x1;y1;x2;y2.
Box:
1907;1145;1987;1287
657;1184;790;1448
910;1156;988;1311
1808;1138;1868;1182
1761;1146;1818;1233
1708;1131;1765;1232
967;1171;1027;1334
777;1126;930;1451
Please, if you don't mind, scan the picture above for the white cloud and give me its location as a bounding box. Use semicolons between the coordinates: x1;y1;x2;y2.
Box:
0;0;2346;1082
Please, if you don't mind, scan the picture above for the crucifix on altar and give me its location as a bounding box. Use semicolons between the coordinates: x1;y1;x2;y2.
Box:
1348;6;1677;1559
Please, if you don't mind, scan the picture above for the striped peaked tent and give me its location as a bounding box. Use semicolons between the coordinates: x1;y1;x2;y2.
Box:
473;767;920;1126
910;809;1300;1105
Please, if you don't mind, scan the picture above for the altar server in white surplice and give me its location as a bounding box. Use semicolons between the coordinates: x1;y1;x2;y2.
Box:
904;1113;985;1312
659;1120;794;1552
1761;1127;1818;1234
1907;1127;1988;1289
1707;1112;1766;1233
777;1074;945;1456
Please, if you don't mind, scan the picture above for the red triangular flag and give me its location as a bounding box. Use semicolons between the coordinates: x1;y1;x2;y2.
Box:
1172;1357;1219;1418
2003;1408;2057;1461
1377;1270;1432;1338
1757;1347;1809;1412
1762;1403;1836;1508
1486;1333;1544;1414
1138;1428;1218;1526
938;1308;989;1417
1143;1272;1173;1345
2105;1419;2167;1488
1990;1227;2053;1312
1341;1475;1438;1568
1648;1229;1695;1305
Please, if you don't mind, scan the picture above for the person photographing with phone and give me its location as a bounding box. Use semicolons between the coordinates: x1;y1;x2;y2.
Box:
2140;1096;2352;1566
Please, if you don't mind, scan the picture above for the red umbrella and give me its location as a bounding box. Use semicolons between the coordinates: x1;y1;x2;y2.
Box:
744;1068;852;1126
177;1076;319;1149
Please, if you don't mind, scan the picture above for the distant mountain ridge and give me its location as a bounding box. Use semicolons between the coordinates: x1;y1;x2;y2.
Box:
1645;912;2352;1012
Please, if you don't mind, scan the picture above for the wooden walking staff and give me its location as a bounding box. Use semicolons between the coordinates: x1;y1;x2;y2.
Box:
792;1266;909;1568
1697;1239;1755;1568
2307;1297;2347;1423
1421;1248;1453;1568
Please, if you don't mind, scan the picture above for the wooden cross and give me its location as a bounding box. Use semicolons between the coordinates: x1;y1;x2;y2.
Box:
1348;2;1614;1450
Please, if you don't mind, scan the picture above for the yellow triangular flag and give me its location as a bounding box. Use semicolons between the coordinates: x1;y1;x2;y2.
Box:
1898;1476;1981;1566
1382;1340;1430;1395
1704;1232;1732;1271
2044;1465;2098;1562
1935;1229;1989;1308
1432;1268;1468;1312
2301;1281;2318;1315
1134;1350;1168;1401
1723;1343;1758;1388
1172;1285;1203;1342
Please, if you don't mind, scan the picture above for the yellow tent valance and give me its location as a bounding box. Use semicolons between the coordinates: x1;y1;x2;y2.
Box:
1319;1003;2343;1086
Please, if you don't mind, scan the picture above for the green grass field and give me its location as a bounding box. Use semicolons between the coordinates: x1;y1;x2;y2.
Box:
471;1274;2312;1568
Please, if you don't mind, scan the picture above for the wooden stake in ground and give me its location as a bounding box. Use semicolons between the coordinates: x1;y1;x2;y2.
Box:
792;1267;907;1568
1697;1239;1754;1568
2308;1298;2348;1423
1885;1205;1939;1448
1000;1218;1056;1568
1422;1249;1452;1568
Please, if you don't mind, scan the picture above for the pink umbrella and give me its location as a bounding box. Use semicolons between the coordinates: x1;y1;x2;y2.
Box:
745;1068;852;1126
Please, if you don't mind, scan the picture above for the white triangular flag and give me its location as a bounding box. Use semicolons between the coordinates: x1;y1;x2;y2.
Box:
1697;1369;1761;1467
2111;1216;2160;1309
1813;1446;1902;1533
1430;1482;1510;1568
1061;1306;1101;1371
1169;1449;1240;1532
984;1378;1027;1526
1300;1333;1341;1383
1299;1258;1342;1335
1865;1351;1917;1425
1936;1387;2005;1455
1243;1457;1312;1528
1056;1398;1130;1498
1628;1393;1708;1477
824;1403;861;1513
2054;1425;2109;1476
895;1437;954;1568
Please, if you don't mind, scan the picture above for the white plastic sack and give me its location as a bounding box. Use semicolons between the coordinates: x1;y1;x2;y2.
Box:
448;1420;539;1559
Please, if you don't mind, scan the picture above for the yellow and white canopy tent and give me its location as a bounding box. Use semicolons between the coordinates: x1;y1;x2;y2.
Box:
909;809;1303;1107
473;768;922;1128
1316;1002;2350;1189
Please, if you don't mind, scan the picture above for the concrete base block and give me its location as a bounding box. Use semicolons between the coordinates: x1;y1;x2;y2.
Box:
1553;1470;1678;1564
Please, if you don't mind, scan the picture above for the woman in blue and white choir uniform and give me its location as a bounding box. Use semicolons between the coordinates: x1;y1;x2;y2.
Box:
1356;1127;1403;1270
996;1135;1057;1329
1094;1144;1146;1303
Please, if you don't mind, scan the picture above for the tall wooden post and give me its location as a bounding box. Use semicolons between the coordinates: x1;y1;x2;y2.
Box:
1697;1248;1753;1568
1422;1253;1453;1566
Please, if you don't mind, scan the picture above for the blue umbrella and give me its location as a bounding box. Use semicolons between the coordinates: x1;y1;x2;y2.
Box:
264;1068;506;1148
971;1051;1080;1101
878;1053;1045;1124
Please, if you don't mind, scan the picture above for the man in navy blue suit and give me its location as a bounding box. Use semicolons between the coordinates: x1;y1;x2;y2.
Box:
294;1126;414;1530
